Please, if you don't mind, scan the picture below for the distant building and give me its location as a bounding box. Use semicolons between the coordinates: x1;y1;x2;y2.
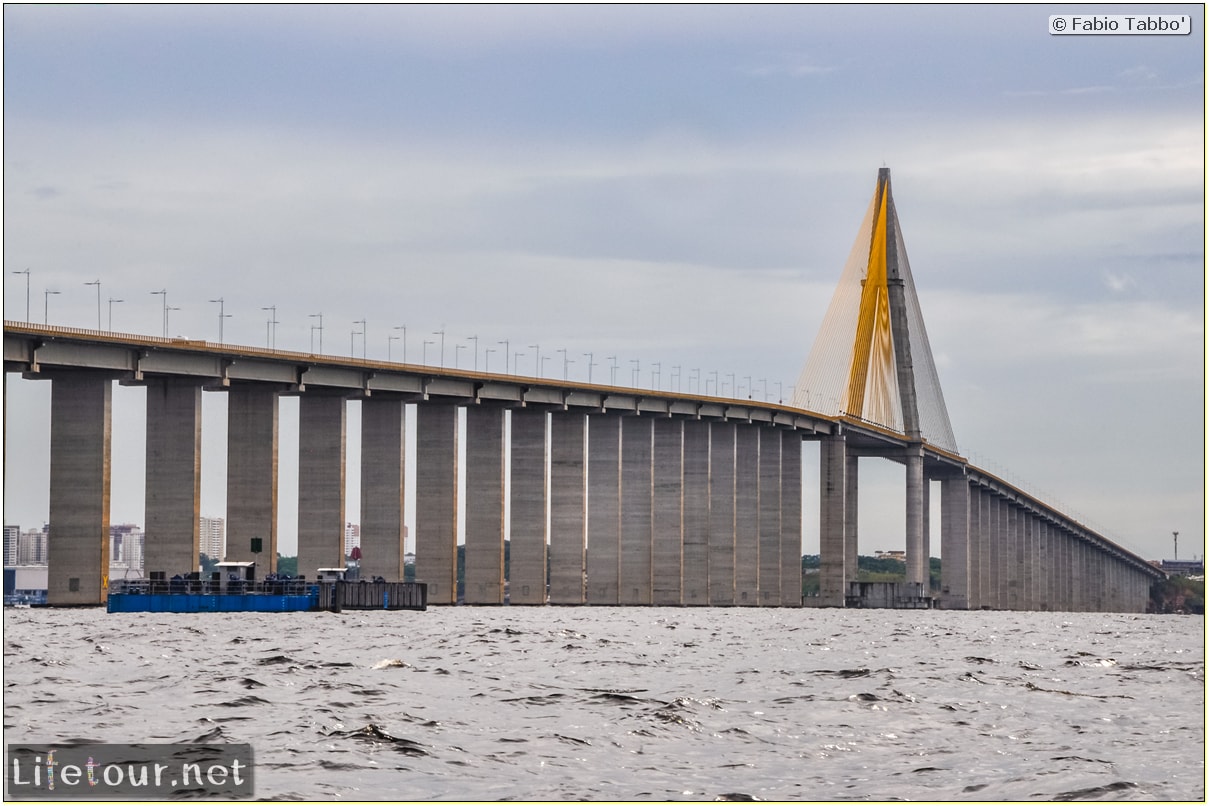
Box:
110;524;144;569
18;526;48;566
200;516;226;560
3;525;19;567
1160;559;1204;577
345;522;360;557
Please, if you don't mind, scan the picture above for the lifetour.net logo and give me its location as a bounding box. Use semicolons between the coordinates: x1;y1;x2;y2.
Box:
6;743;254;800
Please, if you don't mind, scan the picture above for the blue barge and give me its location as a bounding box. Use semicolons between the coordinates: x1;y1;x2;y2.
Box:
107;563;427;613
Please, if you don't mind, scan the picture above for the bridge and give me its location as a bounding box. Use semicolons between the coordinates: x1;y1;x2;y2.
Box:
2;169;1164;610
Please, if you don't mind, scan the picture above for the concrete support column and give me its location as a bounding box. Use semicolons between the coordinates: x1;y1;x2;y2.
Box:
47;373;112;605
620;416;653;605
1059;530;1072;612
967;489;983;609
939;475;969;609
844;451;859;583
818;433;847;607
758;427;782;606
1031;517;1043;610
297;394;347;581
681;420;710;605
708;422;736;605
226;384;279;568
780;430;802;607
509;409;548;605
734;424;760;606
987;496;1001;609
415;402;458;604
143;377;203;577
587;414;621;604
360;398;406;581
904;445;926;587
652;418;684;606
1006;505;1020;610
464;405;506;604
549;411;586;604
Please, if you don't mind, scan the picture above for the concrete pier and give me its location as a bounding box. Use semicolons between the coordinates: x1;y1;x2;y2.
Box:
509;409;548;604
359;398;406;581
708;422;736;605
818;434;847;606
587;414;621;604
938;474;969;609
47;373;112;605
904;445;926;587
464;405;505;604
733;424;759;606
845;451;859;584
619;416;653;605
652;417;684;606
758;427;781;606
297;394;347;580
780;430;802;606
225;383;279;568
415;402;458;604
143;378;203;578
549;411;586;604
681;420;710;605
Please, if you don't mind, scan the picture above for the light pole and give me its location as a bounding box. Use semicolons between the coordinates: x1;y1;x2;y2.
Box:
211;298;230;343
630;359;640;387
434;329;445;367
84;280;101;329
355;319;367;359
108;297;124;331
513;351;524;374
394;326;406;363
583;352;595;384
727;373;735;399
455;344;465;369
167;306;181;336
608;356;618;385
690;368;700;394
468;335;479;371
309;313;324;353
151;289;167;337
44;289;60;324
12;269;30;321
498;340;510;374
529;344;540;377
388;334;400;361
652;362;661;389
557;348;569;380
484;347;495;373
672;365;681;392
709;370;719;396
423;339;433;365
262;306;278;349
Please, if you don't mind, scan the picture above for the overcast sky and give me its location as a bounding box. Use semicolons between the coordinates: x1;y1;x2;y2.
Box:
3;4;1204;562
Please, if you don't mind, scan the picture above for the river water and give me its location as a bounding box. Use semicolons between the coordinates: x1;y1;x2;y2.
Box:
3;607;1204;802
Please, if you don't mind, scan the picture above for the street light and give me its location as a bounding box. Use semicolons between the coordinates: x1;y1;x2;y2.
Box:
308;313;324;353
354;319;367;359
422;339;433;365
433;329;445;367
652;362;661;390
43;289;60;324
394;326;406;364
468;335;479;371
211;298;231;343
608;356;618;385
261;306;278;349
12;269;30;321
151;289;167;337
84;280;101;329
455;344;465;368
108;298;124;331
630;359;640;387
387;333;400;361
484;347;495;373
583;352;595;384
557;348;569;380
498;340;510;374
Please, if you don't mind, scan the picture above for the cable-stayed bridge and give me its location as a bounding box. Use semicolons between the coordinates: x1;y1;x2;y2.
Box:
2;169;1164;610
